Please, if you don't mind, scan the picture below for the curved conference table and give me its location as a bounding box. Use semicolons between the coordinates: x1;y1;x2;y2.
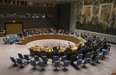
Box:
20;34;85;45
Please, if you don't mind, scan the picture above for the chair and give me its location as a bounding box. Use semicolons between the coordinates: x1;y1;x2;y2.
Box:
10;57;17;65
98;52;104;60
61;56;67;62
16;58;26;67
30;60;39;68
83;58;90;67
61;60;69;69
41;56;48;64
107;46;111;52
18;53;24;59
77;54;83;59
73;59;82;67
52;56;59;63
6;35;14;44
53;61;60;69
90;51;94;58
39;61;46;69
39;50;46;57
24;55;32;62
91;55;98;64
29;49;35;56
34;56;40;61
3;37;8;44
102;49;107;58
85;52;91;58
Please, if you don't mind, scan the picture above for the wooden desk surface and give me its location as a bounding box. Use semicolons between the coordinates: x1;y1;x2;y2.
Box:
20;34;85;45
0;32;5;37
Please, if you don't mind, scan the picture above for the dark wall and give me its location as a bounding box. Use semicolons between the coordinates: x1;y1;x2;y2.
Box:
57;3;71;30
0;5;56;14
0;18;57;29
0;5;58;30
0;4;71;31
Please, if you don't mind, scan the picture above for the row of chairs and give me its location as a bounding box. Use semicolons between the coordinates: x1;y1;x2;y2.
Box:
3;34;20;44
10;53;32;67
73;46;111;68
10;46;110;69
10;57;26;67
52;56;70;69
73;58;90;67
10;53;70;69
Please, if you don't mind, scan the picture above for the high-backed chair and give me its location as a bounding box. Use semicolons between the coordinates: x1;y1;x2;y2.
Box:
29;49;35;56
90;51;94;58
53;61;60;69
39;61;46;69
61;60;69;69
83;58;90;67
102;49;107;58
98;52;104;60
61;56;67;62
18;53;24;59
77;54;83;59
91;55;98;64
10;57;17;65
73;59;82;67
39;50;46;57
24;55;32;62
30;60;39;68
3;37;8;44
34;56;40;61
52;56;59;63
16;58;26;67
41;56;48;64
85;52;91;58
6;36;14;44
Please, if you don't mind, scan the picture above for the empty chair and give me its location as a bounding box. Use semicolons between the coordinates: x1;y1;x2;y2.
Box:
61;60;69;69
6;35;14;44
98;52;104;60
13;34;20;42
83;58;90;67
10;57;17;65
16;58;26;67
85;52;91;58
52;56;59;63
41;56;48;64
107;46;111;52
61;56;67;62
102;49;107;58
53;61;60;69
3;37;8;44
24;55;32;62
9;35;14;42
34;56;40;61
30;60;39;68
90;51;94;58
39;61;46;69
18;53;24;59
77;54;83;59
73;59;82;67
92;56;98;64
103;47;110;55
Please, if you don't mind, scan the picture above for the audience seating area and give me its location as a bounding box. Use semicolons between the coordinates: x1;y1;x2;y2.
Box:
9;44;110;70
10;53;71;70
3;34;21;44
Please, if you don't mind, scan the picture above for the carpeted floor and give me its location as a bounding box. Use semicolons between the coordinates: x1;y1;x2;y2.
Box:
0;38;116;75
